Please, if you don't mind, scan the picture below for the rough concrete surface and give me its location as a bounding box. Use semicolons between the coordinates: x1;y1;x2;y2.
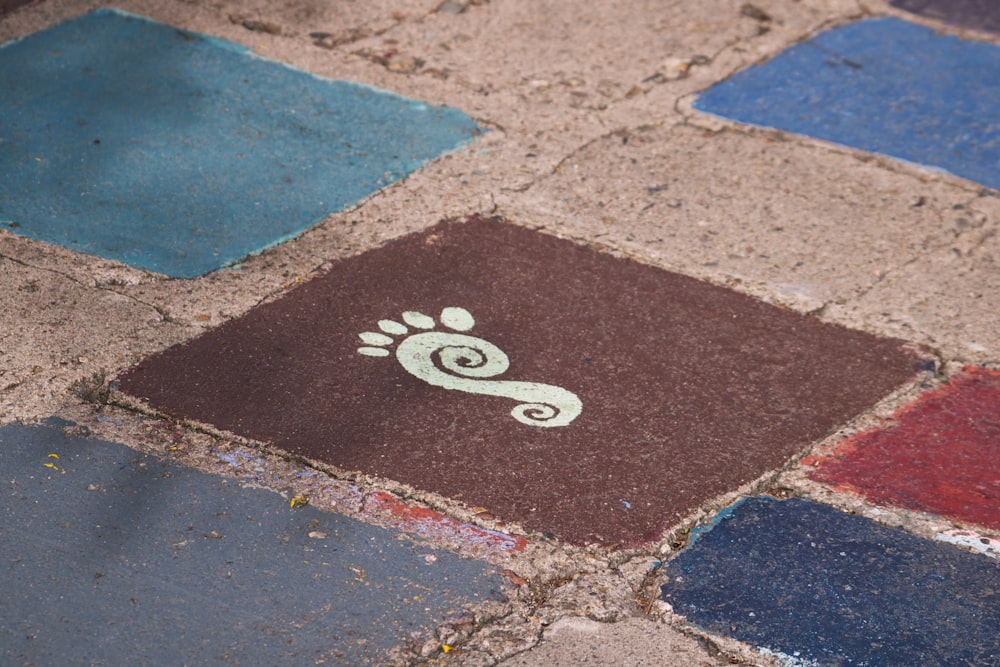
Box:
2;0;1000;664
499;123;979;312
502;617;730;667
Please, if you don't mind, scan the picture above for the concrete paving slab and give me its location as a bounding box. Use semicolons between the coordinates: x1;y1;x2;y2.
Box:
695;17;1000;193
217;0;441;49
0;8;480;277
831;194;1000;362
307;0;857;193
0;254;187;420
660;496;1000;666
1;419;505;666
891;0;1000;36
500;616;729;667
805;366;1000;531
499;122;974;310
117;217;920;547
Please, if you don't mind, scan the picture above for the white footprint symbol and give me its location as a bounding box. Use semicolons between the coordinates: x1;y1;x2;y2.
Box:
358;307;582;428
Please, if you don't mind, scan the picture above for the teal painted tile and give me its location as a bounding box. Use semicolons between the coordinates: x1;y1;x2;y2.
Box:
0;9;480;277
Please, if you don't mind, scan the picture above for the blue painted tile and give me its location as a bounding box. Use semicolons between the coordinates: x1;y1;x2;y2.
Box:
1;420;504;666
660;497;1000;665
0;9;480;277
695;18;1000;192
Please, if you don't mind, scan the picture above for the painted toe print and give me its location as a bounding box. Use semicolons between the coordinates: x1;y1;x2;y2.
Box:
358;307;582;427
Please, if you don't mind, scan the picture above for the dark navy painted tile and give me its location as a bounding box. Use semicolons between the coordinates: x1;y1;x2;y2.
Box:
661;497;1000;666
695;18;1000;192
1;420;503;666
0;9;480;277
891;0;1000;37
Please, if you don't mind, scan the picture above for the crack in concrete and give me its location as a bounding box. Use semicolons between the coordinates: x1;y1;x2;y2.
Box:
0;249;174;325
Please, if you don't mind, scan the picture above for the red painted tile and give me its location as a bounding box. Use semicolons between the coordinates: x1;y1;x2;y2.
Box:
807;367;1000;530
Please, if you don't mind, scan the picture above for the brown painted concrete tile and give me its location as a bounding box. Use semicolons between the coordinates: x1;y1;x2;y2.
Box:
118;217;920;546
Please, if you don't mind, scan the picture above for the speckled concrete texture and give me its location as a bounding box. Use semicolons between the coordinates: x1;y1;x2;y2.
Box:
503;617;729;667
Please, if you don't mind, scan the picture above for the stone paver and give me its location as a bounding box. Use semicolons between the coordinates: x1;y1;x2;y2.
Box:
118;216;919;547
0;9;479;277
696;17;1000;192
660;497;1000;666
1;420;504;666
806;366;1000;531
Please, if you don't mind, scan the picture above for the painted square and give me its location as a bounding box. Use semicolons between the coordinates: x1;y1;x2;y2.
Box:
806;366;1000;530
117;217;919;546
695;17;1000;192
891;0;1000;37
0;9;480;277
1;420;503;665
660;497;1000;665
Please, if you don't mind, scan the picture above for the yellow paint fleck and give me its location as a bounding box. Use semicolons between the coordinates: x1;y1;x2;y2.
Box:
43;463;58;470
47;453;59;459
290;494;309;508
442;645;453;653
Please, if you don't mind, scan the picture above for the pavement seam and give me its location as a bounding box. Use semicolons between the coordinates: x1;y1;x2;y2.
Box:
0;248;173;324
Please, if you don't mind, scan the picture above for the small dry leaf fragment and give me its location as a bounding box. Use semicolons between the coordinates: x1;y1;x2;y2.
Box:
308;531;328;539
290;494;309;508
